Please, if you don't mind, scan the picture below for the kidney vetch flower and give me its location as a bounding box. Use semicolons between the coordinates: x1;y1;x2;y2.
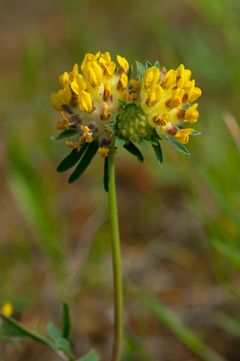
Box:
51;52;202;185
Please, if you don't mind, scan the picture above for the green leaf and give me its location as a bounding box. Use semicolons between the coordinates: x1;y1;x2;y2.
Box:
77;350;100;361
135;61;146;78
154;60;161;69
68;141;99;183
146;60;152;68
103;157;109;193
55;129;80;140
48;323;61;341
57;144;88;173
55;337;71;353
165;135;190;156
62;303;71;339
124;141;144;163
0;316;53;348
152;142;163;164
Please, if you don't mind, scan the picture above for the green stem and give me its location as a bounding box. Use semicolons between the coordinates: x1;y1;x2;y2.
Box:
108;144;123;361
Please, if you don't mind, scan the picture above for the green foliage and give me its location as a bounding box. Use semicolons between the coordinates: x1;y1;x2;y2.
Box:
152;141;163;164
56;129;81;140
124;141;144;162
164;135;190;155
57;145;88;172
62;303;71;339
69;141;99;183
7;137;65;277
103;156;109;192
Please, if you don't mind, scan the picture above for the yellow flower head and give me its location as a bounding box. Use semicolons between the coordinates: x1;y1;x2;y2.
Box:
51;54;202;183
1;302;13;317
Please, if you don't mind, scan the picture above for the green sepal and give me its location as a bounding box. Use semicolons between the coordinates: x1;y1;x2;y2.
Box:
115;136;126;148
146;60;152;68
135;61;146;78
127;63;133;79
152;141;163;164
118;100;127;109
57;144;88;173
77;350;100;361
190;130;202;136
154;60;161;69
165;135;190;156
55;129;80;140
105;123;116;132
103;157;109;193
62;303;71;339
68;141;99;183
124;141;144;163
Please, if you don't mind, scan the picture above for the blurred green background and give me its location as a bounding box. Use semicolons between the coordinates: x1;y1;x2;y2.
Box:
1;0;240;360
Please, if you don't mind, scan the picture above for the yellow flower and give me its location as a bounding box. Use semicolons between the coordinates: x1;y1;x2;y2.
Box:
51;85;72;111
78;91;93;112
51;54;201;162
82;61;103;88
71;74;87;95
99;52;116;76
99;146;110;157
80;52;100;72
118;73;128;91
185;103;199;123
117;55;129;73
1;302;13;317
146;84;163;107
144;67;160;89
162;69;176;89
174;128;194;144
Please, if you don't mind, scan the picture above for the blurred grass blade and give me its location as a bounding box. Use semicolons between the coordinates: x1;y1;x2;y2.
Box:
62;303;71;339
212;239;240;272
8;137;65;277
124;141;144;162
124;330;158;361
68;141;98;183
57;144;88;172
216;313;240;338
142;294;226;361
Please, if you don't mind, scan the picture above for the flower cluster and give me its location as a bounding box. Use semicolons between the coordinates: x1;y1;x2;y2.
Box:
51;52;202;184
51;51;130;157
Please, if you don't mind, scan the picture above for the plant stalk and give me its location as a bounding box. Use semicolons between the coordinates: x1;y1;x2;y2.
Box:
108;145;123;361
